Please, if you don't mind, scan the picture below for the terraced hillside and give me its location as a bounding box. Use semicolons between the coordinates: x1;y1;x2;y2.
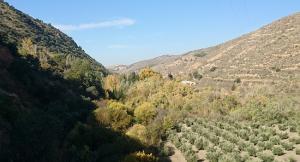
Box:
113;12;300;90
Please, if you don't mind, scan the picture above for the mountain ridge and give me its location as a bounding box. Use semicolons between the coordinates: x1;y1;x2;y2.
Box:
109;12;300;90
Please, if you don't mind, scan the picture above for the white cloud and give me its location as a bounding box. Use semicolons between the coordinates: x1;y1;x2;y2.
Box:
54;18;136;31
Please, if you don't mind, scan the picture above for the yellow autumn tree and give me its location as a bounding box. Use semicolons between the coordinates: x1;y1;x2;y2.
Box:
93;106;132;131
18;38;36;56
134;102;157;124
123;151;158;162
126;124;148;145
138;68;161;80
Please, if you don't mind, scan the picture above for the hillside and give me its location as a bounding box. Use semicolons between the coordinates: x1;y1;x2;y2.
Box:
0;2;144;162
113;12;300;90
109;55;180;73
0;2;107;75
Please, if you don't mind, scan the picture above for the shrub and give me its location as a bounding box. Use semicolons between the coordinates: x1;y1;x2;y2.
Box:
278;124;288;131
272;146;284;156
246;144;257;156
191;70;202;80
193;51;207;57
257;141;265;149
209;135;220;145
123;151;158;162
206;148;222;162
220;141;235;153
239;129;250;140
241;152;250;161
258;133;270;141
278;132;289;140
209;66;217;72
263;141;273;150
93;107;132;131
238;141;247;151
161;145;174;156
249;135;259;145
195;137;208;150
186;153;198;162
126;124;148;145
257;151;274;162
281;141;294;151
290;125;297;132
234;78;241;83
218;154;237;162
269;136;280;145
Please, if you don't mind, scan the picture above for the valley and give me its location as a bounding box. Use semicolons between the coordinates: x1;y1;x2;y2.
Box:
0;1;300;162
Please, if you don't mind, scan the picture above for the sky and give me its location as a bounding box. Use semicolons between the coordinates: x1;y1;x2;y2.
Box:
5;0;300;66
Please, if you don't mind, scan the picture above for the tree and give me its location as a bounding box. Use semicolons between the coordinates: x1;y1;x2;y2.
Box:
192;70;202;80
139;68;161;80
18;38;36;56
103;74;125;99
126;124;148;145
134;102;157;124
94;107;132;131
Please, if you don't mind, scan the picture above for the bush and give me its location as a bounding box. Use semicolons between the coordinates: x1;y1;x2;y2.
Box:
93;107;132;131
218;154;237;162
241;152;250;161
161;145;174;156
193;51;207;57
257;141;265;149
257;151;274;162
195;137;208;150
281;141;294;151
123;151;158;162
191;70;202;80
206;148;222;162
278;124;288;131
272;146;284;156
186;153;198;162
278;132;289;140
126;124;148;145
249;135;259;145
246;144;257;156
269;136;281;145
209;135;220;145
238;141;247;151
263;141;273;150
220;141;235;153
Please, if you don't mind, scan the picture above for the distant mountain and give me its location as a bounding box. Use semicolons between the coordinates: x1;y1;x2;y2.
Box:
108;55;179;73
112;12;300;89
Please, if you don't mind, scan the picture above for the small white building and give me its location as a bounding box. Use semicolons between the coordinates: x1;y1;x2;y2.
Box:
181;80;196;86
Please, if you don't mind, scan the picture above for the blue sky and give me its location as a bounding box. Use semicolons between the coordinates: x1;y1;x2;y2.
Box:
6;0;300;66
